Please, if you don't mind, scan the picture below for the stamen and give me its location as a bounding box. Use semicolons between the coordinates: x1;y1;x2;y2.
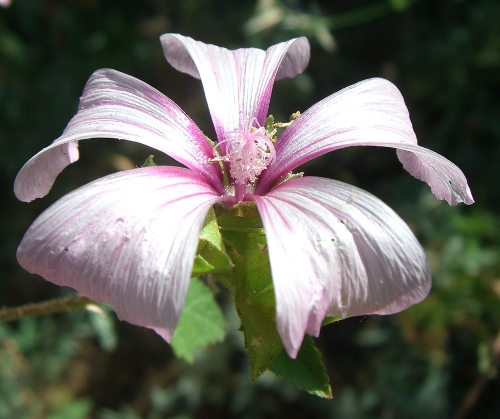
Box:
216;124;276;186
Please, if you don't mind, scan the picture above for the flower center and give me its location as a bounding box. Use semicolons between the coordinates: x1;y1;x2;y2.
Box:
218;124;276;186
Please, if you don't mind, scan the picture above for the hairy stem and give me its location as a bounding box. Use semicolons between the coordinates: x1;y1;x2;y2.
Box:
0;294;96;322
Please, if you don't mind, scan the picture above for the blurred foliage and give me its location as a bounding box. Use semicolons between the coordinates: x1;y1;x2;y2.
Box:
1;0;499;418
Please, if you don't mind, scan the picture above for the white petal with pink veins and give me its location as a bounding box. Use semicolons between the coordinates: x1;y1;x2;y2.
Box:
257;78;473;206
160;34;310;142
253;176;431;358
14;69;221;202
17;166;222;341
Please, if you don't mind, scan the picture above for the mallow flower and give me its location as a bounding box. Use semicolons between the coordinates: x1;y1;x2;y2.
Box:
14;34;473;359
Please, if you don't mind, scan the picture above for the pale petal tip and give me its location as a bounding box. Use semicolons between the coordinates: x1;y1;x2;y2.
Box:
278;320;310;359
160;33;311;83
153;327;173;343
14;142;79;202
160;33;201;79
396;149;474;207
282;336;301;359
452;182;475;206
281;322;322;359
428;170;475;206
275;36;311;80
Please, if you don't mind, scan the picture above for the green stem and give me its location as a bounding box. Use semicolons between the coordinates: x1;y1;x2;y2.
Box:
324;0;423;30
325;2;391;31
0;294;95;322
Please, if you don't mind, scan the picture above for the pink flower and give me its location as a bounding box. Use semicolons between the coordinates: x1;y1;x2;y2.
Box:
14;34;473;358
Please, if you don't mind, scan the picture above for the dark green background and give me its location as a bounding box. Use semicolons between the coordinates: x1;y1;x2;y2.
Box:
1;1;499;418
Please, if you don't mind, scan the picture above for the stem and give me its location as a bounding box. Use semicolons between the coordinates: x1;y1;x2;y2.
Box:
325;2;391;31
0;294;96;322
325;0;424;30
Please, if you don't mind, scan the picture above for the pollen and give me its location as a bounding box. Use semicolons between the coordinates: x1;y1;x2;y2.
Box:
217;124;276;185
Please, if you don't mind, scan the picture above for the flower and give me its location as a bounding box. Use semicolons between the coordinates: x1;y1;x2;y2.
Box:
15;34;474;358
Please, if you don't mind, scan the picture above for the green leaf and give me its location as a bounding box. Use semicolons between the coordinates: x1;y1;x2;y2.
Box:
321;316;342;326
269;335;332;398
228;228;283;380
193;207;233;279
192;254;216;277
170;277;225;363
237;312;283;381
47;399;93;419
215;203;283;379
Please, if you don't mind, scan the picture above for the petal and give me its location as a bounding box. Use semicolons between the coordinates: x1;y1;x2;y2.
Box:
14;69;222;202
17;166;222;342
160;34;310;141
256;78;474;206
253;176;430;358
